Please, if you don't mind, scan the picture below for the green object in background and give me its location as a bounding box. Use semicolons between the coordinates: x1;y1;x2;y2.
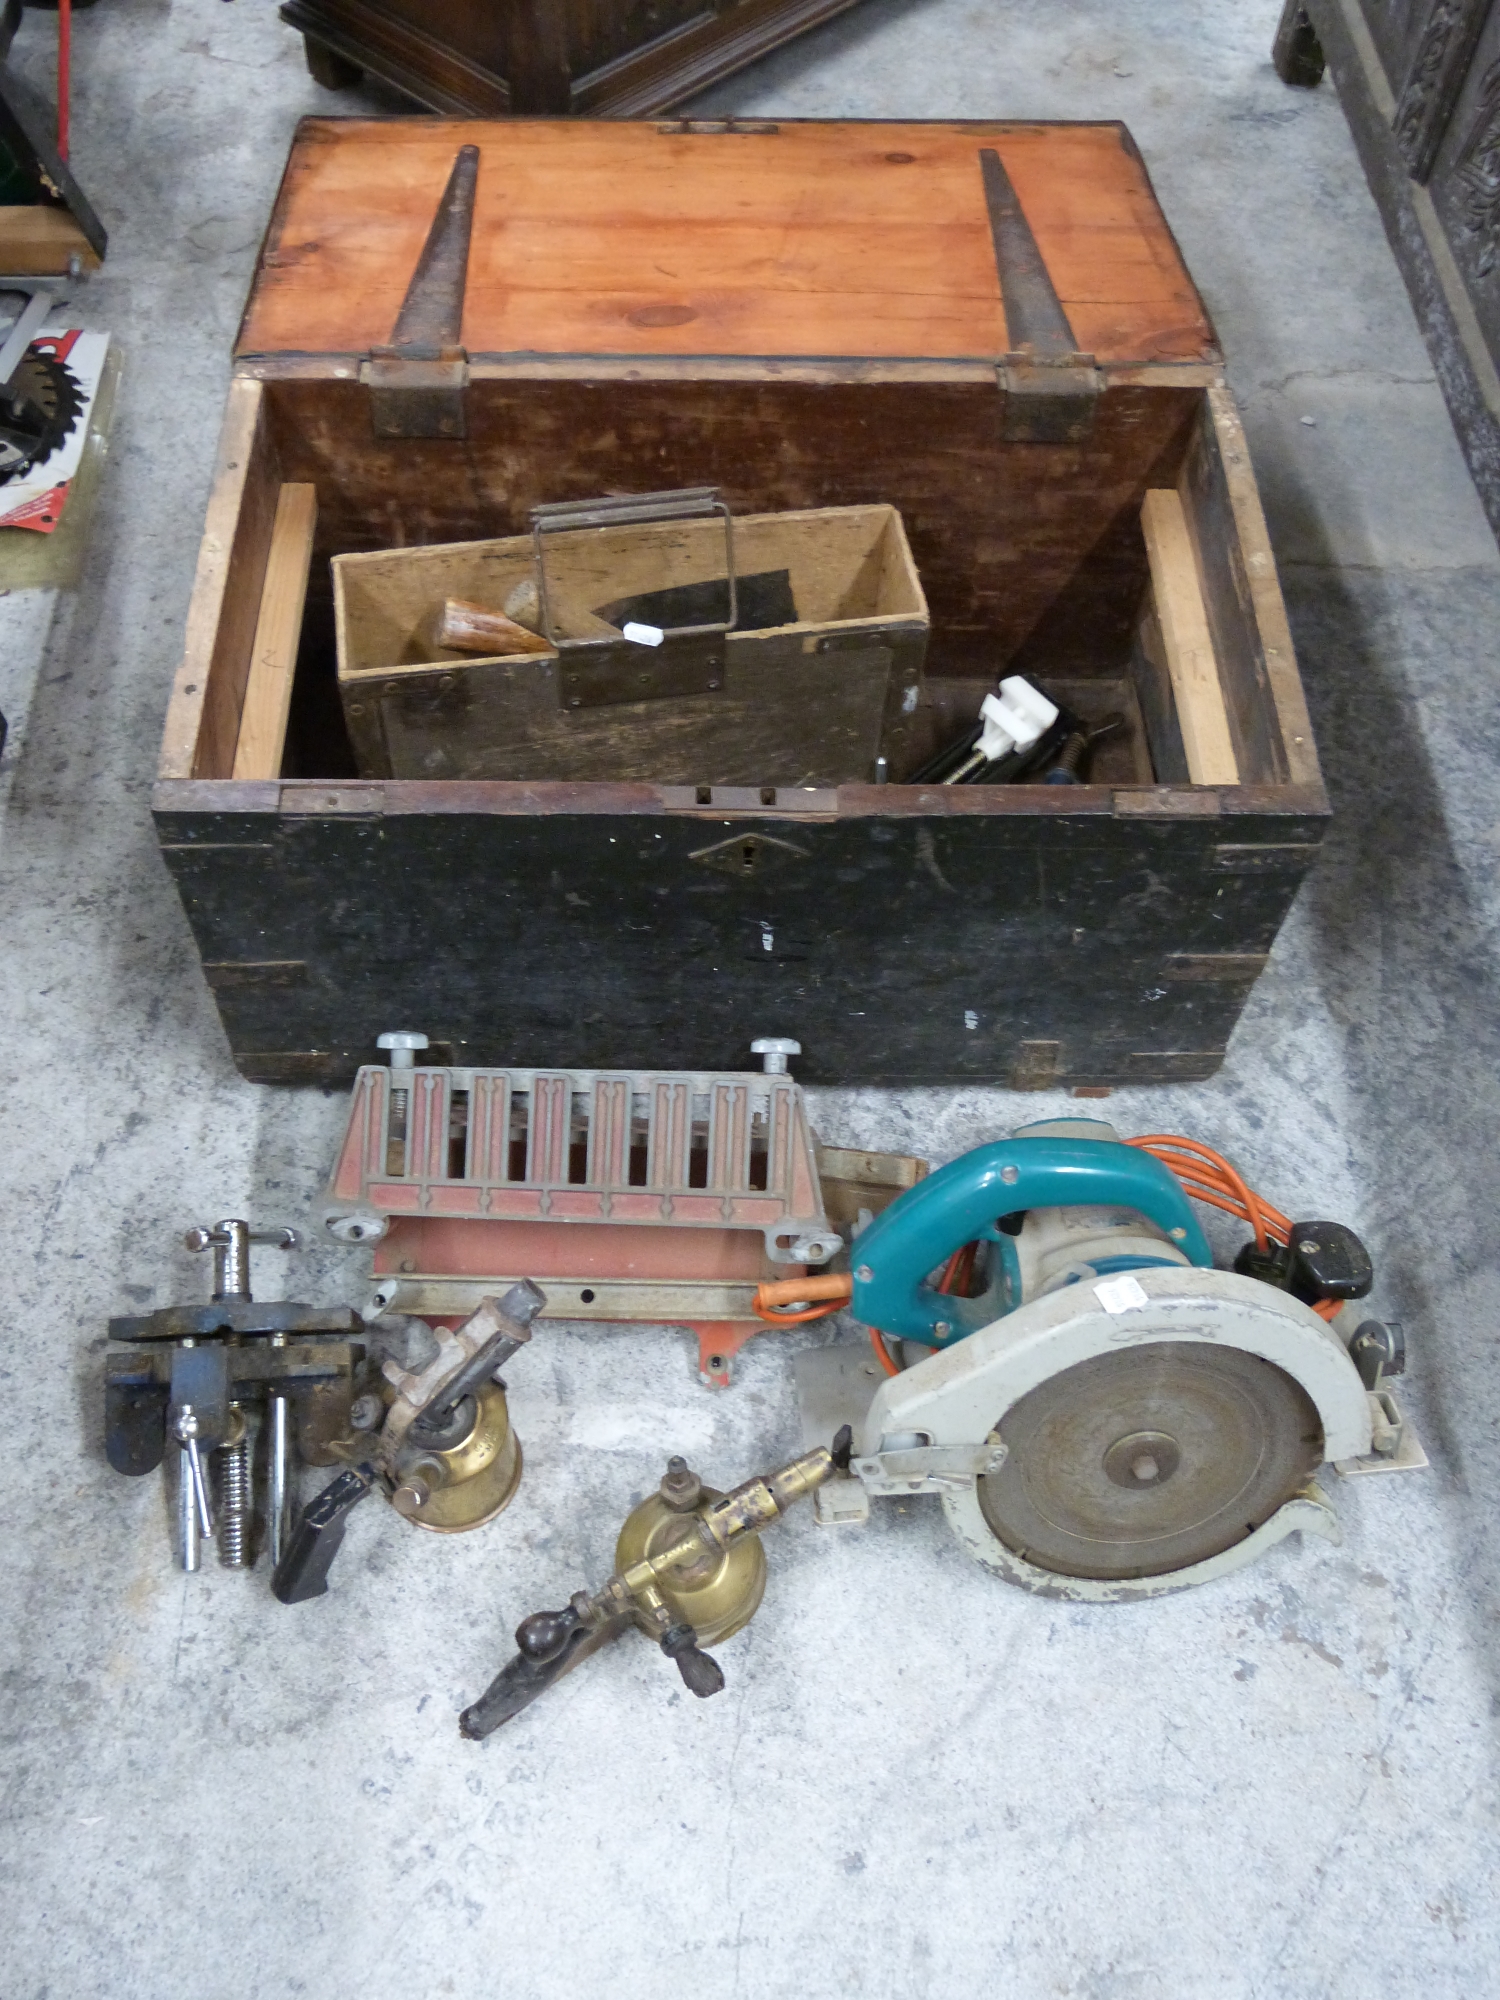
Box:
0;132;40;205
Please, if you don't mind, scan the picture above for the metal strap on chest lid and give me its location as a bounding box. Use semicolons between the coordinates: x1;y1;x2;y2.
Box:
981;146;1103;444
361;143;478;440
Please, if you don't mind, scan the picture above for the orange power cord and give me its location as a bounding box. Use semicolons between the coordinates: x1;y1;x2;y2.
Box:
752;1245;976;1377
753;1133;1343;1379
753;1272;853;1326
1124;1135;1344;1322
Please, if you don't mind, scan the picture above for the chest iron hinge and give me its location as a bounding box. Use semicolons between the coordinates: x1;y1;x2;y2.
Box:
981;146;1103;444
361;143;477;441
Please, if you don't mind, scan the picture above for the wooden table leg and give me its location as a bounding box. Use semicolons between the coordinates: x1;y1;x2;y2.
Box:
503;0;571;114
302;36;365;91
1273;1;1326;88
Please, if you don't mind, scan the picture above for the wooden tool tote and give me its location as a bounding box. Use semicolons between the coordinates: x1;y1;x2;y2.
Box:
333;485;929;785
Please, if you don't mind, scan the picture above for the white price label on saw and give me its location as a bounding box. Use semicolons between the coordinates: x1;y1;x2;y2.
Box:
1094;1274;1150;1315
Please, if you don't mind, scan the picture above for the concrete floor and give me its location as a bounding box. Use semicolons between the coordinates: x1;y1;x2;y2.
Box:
1;2;1497;1995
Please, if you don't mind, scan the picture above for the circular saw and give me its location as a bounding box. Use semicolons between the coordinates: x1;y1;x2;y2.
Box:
0;284;85;483
0;347;83;482
781;1117;1423;1601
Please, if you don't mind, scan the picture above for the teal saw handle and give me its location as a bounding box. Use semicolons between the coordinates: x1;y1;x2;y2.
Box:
850;1137;1212;1347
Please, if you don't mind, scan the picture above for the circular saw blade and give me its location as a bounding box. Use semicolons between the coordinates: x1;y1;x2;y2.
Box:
976;1342;1324;1582
0;349;84;483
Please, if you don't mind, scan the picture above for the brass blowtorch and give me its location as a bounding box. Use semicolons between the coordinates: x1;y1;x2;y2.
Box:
460;1428;852;1737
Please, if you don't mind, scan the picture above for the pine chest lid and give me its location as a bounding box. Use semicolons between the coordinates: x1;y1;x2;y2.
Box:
239;118;1218;371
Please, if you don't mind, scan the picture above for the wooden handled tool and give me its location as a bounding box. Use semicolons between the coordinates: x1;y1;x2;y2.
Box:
435;598;555;657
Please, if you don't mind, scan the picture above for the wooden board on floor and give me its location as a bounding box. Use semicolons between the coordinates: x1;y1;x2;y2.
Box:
0;203;101;274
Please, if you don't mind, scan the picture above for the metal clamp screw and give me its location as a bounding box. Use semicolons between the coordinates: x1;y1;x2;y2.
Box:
184;1220;298;1303
751;1037;801;1075
378;1031;430;1070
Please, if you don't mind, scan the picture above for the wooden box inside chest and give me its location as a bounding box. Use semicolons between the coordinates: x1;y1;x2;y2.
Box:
332;501;929;784
156;118;1326;1089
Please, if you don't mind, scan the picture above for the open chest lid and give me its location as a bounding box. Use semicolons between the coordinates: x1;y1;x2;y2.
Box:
237;117;1220;387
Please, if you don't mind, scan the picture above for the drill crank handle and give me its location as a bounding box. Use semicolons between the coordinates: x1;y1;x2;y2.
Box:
271;1462;379;1604
459;1602;625;1739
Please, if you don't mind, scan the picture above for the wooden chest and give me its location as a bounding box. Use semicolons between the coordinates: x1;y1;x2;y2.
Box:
156;117;1326;1089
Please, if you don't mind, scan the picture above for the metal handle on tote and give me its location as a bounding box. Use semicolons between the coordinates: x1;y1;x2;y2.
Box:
529;486;739;650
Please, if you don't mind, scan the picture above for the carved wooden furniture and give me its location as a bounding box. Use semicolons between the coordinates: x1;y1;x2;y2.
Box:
1275;0;1500;542
279;0;875;116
